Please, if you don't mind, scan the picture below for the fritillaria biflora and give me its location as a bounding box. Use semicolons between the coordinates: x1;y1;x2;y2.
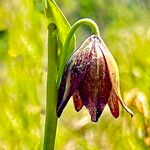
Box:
57;35;133;122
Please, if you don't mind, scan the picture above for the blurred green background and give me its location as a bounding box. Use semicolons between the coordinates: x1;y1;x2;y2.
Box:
0;0;150;149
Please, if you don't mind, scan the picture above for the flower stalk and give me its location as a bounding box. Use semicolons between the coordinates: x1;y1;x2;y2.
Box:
42;23;58;150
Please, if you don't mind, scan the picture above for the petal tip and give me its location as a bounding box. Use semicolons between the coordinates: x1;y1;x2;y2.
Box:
56;102;67;118
73;91;83;112
114;114;119;118
118;97;134;118
56;109;61;118
122;103;134;117
90;110;102;122
91;118;98;122
130;111;134;118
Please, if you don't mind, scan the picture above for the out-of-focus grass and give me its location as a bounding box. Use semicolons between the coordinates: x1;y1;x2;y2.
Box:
0;0;150;149
0;0;46;149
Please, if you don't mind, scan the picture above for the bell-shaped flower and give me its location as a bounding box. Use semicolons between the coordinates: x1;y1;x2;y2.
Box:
57;35;133;122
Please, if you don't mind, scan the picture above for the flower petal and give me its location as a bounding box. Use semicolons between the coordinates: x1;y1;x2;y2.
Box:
73;90;83;112
57;36;95;117
108;89;119;118
77;35;112;122
98;35;133;117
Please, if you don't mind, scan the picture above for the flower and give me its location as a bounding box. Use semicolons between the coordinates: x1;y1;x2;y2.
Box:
57;35;133;122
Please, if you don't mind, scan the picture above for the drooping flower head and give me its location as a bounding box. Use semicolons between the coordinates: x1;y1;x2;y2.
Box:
57;35;133;122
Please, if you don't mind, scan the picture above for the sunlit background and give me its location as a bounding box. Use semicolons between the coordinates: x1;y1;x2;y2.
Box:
0;0;150;149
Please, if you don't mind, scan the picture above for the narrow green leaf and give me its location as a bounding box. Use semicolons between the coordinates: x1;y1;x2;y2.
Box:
47;0;75;82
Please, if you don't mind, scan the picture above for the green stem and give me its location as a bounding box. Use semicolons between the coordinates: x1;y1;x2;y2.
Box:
42;23;58;150
64;18;100;51
58;18;100;83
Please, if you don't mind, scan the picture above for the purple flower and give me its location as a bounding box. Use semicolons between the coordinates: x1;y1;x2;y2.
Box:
57;35;133;122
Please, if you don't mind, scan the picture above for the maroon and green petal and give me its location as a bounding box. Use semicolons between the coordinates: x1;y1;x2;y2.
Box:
57;36;96;117
98;35;133;117
73;90;83;112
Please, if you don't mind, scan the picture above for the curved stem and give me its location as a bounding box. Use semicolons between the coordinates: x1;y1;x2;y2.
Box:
58;18;100;84
64;18;100;51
